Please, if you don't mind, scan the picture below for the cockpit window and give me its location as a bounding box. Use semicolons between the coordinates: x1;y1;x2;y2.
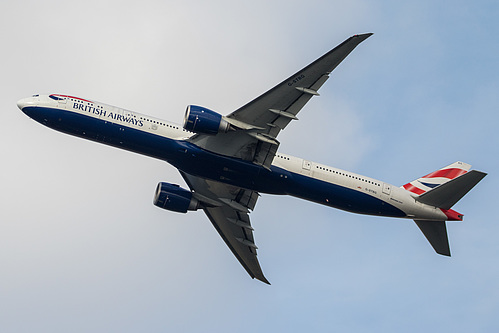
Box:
49;95;64;101
32;94;39;97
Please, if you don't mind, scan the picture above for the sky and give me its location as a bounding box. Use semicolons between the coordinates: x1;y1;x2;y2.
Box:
1;0;498;332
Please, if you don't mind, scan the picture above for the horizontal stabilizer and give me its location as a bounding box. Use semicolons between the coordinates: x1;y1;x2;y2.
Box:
416;170;487;209
414;220;450;256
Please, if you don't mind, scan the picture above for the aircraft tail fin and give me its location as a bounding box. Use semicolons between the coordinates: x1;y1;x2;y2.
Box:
405;162;487;257
402;161;471;196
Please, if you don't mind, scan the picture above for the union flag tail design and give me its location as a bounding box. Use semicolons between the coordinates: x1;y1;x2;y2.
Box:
402;161;471;196
404;162;486;257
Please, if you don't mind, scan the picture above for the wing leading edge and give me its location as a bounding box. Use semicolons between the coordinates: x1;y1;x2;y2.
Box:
190;33;373;169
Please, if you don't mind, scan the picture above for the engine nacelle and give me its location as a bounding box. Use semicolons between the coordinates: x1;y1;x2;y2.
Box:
183;105;230;135
153;182;199;213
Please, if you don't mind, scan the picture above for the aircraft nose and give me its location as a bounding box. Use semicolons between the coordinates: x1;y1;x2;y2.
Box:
17;96;37;111
17;99;25;110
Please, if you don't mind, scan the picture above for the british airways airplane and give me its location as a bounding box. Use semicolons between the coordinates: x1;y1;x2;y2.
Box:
17;34;486;284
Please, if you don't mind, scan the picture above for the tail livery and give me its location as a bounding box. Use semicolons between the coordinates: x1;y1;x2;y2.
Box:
403;161;471;195
402;162;487;256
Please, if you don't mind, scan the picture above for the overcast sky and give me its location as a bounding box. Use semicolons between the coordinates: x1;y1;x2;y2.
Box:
2;0;498;332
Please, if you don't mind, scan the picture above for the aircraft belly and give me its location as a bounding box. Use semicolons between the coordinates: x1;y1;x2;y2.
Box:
169;149;406;218
268;170;406;217
172;143;271;191
24;106;414;219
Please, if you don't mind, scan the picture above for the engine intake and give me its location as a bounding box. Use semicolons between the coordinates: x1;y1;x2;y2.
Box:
183;105;230;135
153;182;199;213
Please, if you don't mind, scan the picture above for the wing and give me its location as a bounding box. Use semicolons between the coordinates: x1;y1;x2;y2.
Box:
190;33;372;169
180;171;270;284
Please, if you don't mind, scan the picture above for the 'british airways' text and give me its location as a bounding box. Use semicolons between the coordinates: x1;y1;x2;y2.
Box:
73;103;144;127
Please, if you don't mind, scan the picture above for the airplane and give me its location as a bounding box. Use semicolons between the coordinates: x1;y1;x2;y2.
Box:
17;33;486;284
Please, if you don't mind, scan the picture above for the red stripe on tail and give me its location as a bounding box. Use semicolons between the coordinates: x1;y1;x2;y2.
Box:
403;183;426;195
423;168;467;180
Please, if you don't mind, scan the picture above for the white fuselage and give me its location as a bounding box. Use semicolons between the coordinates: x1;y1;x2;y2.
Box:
18;94;450;221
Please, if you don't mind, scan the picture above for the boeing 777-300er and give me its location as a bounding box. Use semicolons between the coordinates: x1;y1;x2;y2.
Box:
18;33;486;284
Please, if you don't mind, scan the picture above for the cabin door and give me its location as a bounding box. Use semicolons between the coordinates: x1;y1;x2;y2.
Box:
382;183;391;195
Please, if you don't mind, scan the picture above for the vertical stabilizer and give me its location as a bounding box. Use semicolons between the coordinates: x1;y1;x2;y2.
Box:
402;161;470;196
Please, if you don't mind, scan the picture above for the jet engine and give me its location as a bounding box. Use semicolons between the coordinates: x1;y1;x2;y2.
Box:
183;105;231;135
153;182;199;213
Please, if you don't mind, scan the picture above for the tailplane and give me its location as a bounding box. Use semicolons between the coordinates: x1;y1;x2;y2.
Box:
415;170;487;209
414;220;450;256
403;162;487;256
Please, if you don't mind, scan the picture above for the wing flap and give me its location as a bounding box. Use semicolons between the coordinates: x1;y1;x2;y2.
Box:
253;140;279;170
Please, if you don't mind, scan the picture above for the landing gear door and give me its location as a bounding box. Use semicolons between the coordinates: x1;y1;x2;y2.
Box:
382;183;391;195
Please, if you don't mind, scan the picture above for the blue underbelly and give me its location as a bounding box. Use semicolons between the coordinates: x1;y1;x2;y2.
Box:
262;171;406;217
26;106;405;218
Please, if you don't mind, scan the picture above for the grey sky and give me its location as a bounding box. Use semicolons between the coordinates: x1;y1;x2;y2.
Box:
1;0;498;332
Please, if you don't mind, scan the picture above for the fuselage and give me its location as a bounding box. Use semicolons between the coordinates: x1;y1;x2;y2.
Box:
18;94;452;221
